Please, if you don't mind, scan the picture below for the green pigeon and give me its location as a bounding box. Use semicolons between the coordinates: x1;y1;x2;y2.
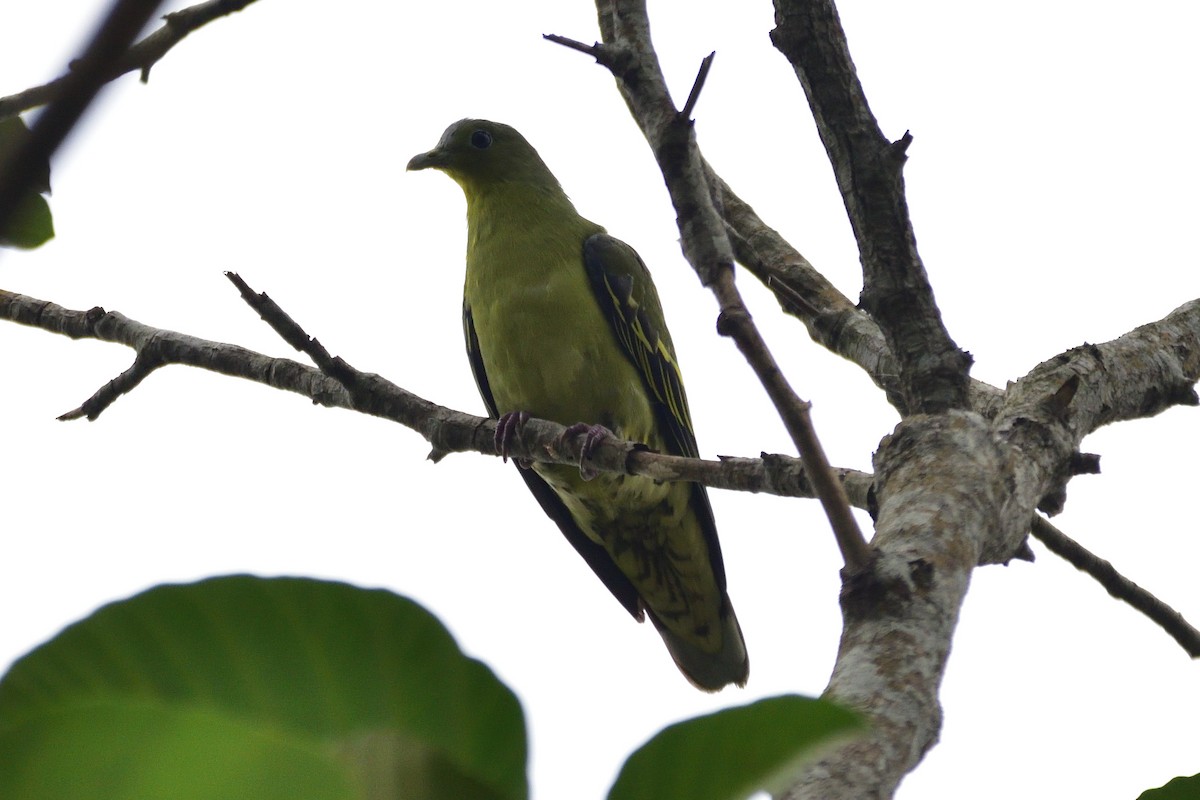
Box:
408;119;748;690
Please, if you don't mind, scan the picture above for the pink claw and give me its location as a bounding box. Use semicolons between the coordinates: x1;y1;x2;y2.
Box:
495;411;531;465
560;422;614;481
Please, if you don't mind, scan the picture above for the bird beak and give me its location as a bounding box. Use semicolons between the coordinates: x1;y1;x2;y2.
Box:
406;149;445;171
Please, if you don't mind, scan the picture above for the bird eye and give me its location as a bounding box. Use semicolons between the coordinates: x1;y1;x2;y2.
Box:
470;129;493;149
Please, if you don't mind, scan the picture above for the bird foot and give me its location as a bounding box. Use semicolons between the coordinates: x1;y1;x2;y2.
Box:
495;411;533;468
560;422;615;481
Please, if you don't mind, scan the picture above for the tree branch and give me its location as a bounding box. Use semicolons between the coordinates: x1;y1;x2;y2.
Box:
0;0;167;240
770;0;972;414
985;299;1200;562
711;172;906;407
1030;516;1200;658
559;3;1200;798
5;284;1198;665
0;0;259;122
0;287;870;502
550;2;871;573
551;6;1003;424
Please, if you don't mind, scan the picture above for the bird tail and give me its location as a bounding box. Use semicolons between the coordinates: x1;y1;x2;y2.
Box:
647;594;749;692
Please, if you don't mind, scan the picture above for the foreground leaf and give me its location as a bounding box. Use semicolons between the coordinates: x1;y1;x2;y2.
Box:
608;694;862;800
0;575;527;800
1139;773;1200;800
0;193;54;248
0;702;356;800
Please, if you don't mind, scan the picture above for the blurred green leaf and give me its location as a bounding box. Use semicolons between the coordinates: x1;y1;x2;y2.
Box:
1138;773;1200;800
0;576;528;800
0;192;54;248
0;115;54;249
0;701;357;800
608;694;862;800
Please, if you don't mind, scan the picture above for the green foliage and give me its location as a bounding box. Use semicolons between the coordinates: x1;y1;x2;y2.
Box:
0;576;527;800
0;575;855;799
607;695;862;800
0;116;54;249
1138;773;1200;800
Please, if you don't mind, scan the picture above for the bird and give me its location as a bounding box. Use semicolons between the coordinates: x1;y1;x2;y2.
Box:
407;119;748;690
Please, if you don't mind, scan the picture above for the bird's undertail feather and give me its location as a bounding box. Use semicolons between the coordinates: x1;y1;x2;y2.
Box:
646;595;749;692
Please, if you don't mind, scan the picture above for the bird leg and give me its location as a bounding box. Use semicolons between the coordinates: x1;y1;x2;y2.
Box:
559;422;616;481
495;411;532;468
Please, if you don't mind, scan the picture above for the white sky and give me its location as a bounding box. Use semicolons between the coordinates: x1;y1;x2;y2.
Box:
2;2;1198;798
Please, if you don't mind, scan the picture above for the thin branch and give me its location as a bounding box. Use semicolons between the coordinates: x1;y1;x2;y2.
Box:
0;287;868;502
1030;516;1200;658
59;347;164;420
226;270;426;418
547;10;999;424
711;170;910;409
679;51;715;120
541;33;602;60
713;269;870;569
550;2;871;572
0;0;259;122
544;29;909;415
7;285;1199;658
0;0;167;239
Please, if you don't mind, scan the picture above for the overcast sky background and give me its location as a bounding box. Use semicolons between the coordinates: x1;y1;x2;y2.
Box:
2;2;1198;798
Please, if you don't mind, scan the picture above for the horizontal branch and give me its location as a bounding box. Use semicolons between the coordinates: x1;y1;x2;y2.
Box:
5;284;1198;664
0;287;870;503
986;298;1200;561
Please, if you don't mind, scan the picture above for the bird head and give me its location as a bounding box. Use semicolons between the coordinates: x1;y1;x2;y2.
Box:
407;119;563;197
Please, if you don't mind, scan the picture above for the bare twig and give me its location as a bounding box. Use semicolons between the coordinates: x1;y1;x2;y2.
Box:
712;269;871;569
58;347;165;420
0;287;866;502
541;33;601;60
0;0;167;239
679;51;714;120
1031;516;1200;658
0;0;259;121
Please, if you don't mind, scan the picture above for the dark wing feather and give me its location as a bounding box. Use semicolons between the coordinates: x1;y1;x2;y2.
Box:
582;235;699;459
582;233;727;591
463;300;644;620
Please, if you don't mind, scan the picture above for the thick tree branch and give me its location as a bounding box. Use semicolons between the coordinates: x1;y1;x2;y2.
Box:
986;299;1200;563
770;0;972;414
709;171;1007;420
781;411;1005;800
553;3;1200;797
0;0;259;122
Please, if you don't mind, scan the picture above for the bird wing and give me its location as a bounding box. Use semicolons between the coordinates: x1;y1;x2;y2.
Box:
582;234;699;459
463;300;645;620
581;233;727;591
